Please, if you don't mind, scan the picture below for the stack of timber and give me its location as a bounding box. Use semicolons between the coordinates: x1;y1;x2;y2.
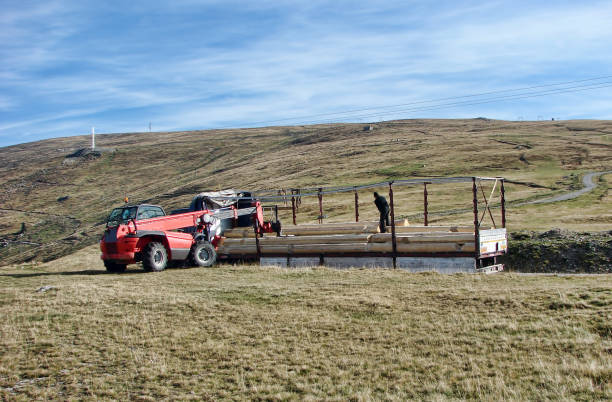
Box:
218;221;478;257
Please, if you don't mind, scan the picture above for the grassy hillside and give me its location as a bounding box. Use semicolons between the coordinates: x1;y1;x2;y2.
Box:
0;119;611;265
1;248;611;399
1;120;611;400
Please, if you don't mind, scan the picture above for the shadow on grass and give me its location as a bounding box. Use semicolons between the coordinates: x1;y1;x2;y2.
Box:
0;268;148;278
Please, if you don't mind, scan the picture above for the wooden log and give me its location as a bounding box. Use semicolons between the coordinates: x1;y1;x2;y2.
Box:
217;245;256;255
223;229;278;238
223;222;380;238
369;242;475;253
222;234;373;246
282;222;377;229
223;233;474;246
281;226;379;236
280;220;407;229
359;219;409;227
222;219;413;239
368;233;475;243
276;243;370;254
219;243;371;255
394;225;486;233
218;240;475;255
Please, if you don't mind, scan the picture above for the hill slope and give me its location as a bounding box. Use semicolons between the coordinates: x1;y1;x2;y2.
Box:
1;119;610;265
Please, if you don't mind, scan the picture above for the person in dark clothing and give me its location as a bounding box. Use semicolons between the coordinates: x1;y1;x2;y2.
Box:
373;192;390;233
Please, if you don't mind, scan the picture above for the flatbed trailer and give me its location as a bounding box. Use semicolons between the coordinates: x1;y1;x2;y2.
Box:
100;176;508;273
215;177;508;273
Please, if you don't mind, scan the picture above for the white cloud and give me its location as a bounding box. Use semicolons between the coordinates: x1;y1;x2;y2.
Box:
1;0;612;146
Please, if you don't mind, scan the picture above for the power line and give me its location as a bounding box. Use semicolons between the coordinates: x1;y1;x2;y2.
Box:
300;81;612;124
214;75;612;128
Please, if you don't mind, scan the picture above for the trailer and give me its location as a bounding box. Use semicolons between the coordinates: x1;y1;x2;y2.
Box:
100;177;508;273
216;176;508;273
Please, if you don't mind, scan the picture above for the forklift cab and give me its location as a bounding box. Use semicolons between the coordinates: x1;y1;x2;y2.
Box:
106;204;165;227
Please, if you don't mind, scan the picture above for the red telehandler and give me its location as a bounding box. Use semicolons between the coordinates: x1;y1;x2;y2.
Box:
100;200;278;273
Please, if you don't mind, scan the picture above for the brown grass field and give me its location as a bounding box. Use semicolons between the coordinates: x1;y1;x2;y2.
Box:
1;246;611;400
0;118;611;264
1;119;611;399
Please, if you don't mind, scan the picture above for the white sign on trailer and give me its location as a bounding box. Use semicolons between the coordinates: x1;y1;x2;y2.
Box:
479;228;508;255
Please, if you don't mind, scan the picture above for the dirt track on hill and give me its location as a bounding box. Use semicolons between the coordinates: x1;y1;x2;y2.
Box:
529;170;611;204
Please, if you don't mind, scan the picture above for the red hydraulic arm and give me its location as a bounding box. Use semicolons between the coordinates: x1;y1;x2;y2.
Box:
124;202;275;236
129;210;211;234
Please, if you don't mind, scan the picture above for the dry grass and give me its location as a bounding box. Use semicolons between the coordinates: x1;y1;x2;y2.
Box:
1;119;611;264
1;247;611;400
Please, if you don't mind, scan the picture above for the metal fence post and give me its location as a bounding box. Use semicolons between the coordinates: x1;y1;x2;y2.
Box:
472;177;480;269
423;182;429;226
389;181;397;269
318;187;323;224
291;196;297;225
501;179;506;228
354;189;359;222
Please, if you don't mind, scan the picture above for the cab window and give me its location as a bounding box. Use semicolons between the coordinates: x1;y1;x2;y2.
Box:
137;206;165;220
106;206;138;226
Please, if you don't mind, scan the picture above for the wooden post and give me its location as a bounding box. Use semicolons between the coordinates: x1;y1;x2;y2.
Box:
291;196;297;225
389;182;397;269
423;182;429;226
318;188;323;224
274;205;279;235
472;177;480;269
354;189;359;222
501;179;506;228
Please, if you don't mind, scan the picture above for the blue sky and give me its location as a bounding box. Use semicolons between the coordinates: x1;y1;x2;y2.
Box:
1;0;612;147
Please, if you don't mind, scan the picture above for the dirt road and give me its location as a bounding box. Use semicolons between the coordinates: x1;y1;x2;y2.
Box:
529;170;611;204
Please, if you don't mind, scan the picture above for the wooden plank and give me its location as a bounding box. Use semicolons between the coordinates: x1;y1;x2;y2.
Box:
223;220;411;238
219;243;371;255
394;225;485;233
281;226;379;236
222;234;373;246
223;233;474;246
290;220;408;228
218;241;475;255
369;242;475;253
369;233;475;243
223;230;278;238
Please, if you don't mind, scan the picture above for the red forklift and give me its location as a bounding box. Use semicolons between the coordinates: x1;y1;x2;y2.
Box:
100;191;279;273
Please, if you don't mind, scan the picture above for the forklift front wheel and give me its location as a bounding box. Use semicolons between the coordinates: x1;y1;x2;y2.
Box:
142;242;168;272
190;241;217;267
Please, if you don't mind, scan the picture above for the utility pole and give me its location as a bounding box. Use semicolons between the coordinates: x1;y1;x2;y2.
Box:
149;122;152;132
91;127;95;150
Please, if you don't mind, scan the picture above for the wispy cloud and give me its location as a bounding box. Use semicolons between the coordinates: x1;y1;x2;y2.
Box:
1;0;612;146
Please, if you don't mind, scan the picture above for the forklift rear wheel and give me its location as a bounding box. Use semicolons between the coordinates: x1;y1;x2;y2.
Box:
190;241;217;267
142;242;168;272
104;260;127;273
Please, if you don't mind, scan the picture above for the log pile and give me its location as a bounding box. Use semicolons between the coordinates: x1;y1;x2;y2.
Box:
218;221;477;257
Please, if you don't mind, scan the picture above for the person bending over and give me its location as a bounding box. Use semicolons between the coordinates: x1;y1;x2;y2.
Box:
373;192;390;233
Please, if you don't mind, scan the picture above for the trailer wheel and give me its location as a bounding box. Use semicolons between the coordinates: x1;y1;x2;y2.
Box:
190;241;217;267
104;260;127;273
142;242;168;272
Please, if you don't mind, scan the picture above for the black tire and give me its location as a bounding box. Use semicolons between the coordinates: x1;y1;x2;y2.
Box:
190;241;217;267
142;242;168;272
104;260;127;273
